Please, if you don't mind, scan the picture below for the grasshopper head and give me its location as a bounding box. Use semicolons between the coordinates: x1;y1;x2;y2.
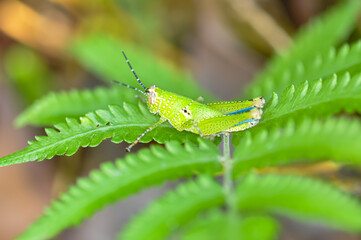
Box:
146;85;162;113
146;85;158;104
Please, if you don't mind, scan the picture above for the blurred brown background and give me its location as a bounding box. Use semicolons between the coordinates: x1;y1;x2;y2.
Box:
0;0;359;239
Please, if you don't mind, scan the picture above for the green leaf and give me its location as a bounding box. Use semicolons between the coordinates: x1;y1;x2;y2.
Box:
245;0;361;98
0;103;200;167
180;211;279;240
118;176;224;240
15;86;139;127
233;118;361;173
248;41;361;98
16;141;221;240
237;174;361;232
70;34;213;100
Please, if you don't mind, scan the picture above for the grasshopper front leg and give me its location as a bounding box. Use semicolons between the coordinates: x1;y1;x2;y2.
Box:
126;117;167;152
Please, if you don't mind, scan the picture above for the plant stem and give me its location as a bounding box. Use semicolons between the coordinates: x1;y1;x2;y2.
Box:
222;133;237;216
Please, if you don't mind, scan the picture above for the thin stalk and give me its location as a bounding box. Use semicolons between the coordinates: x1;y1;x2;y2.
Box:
222;133;237;216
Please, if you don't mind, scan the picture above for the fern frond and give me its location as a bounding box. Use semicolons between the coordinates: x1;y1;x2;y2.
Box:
234;72;361;144
283;0;360;65
70;35;214;100
248;41;361;98
0;103;200;167
16;141;221;240
15;86;139;127
233;118;361;173
263;72;361;124
244;0;361;98
234;72;361;137
118;176;223;240
238;174;361;232
180;211;279;240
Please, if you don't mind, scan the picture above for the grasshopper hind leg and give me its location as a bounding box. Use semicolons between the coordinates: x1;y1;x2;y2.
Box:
225;108;262;132
196;108;263;135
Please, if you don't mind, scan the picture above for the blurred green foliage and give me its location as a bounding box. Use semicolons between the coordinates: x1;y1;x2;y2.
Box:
4;45;51;104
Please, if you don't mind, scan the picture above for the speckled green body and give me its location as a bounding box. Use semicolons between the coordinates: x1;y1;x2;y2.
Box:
147;87;264;136
119;51;264;151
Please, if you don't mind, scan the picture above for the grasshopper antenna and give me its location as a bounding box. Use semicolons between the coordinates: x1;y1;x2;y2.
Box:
112;80;146;96
122;50;147;90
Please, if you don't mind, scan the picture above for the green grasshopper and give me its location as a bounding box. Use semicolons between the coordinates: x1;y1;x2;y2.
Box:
115;51;265;152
